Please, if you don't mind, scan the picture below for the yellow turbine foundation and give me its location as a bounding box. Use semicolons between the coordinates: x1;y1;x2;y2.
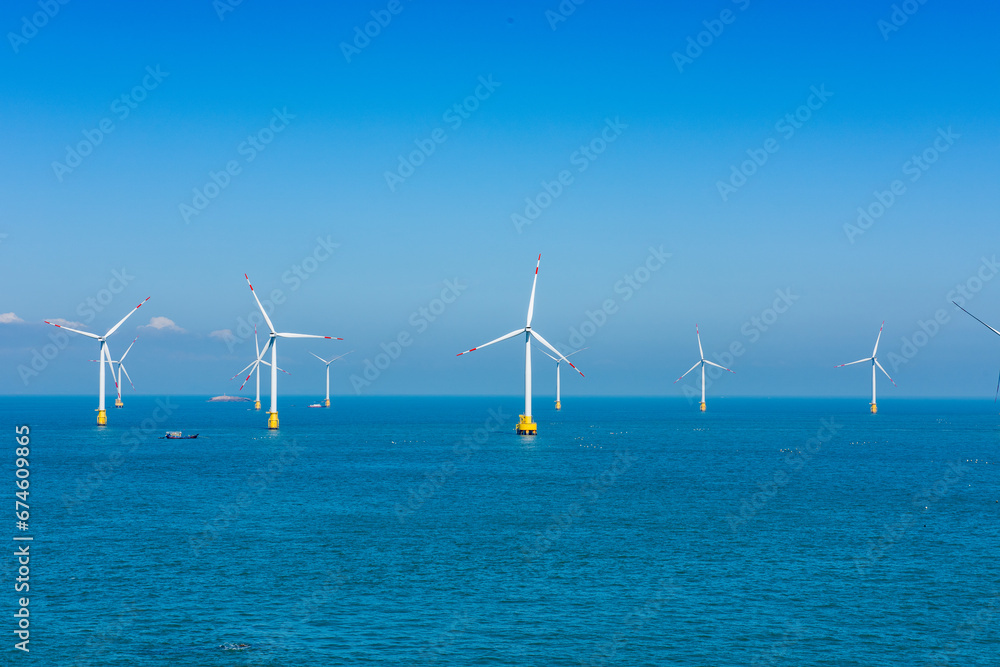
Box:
516;414;537;435
699;402;706;412
114;398;124;408
870;403;877;414
555;400;561;410
268;411;279;429
96;409;107;426
324;399;330;407
254;400;261;410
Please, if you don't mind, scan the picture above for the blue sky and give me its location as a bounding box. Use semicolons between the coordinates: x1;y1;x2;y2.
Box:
1;0;998;399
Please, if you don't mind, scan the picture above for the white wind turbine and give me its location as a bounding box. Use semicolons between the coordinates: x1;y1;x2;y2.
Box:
835;320;896;413
952;302;1000;402
457;254;583;435
309;351;352;407
535;346;587;410
231;325;288;411
45;297;150;425
243;274;342;429
674;324;735;412
90;336;138;408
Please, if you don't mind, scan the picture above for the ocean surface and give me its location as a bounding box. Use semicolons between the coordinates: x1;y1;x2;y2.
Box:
1;395;997;666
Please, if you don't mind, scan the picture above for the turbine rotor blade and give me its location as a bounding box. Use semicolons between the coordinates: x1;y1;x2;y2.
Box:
525;254;541;328
245;274;276;334
456;328;525;356
309;352;331;364
874;359;896;387
276;333;342;339
952;301;1000;337
530;330;584;377
995;370;1000;404
119;337;138;362
674;360;702;383
696;324;704;359
120;364;135;390
872;321;885;356
835;358;873;368
704;360;735;374
104;297;151;338
44;321;100;339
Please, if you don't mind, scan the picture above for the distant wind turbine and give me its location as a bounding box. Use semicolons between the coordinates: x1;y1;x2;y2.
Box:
952;301;1000;402
243;274;342;429
835;320;896;413
674;325;734;412
231;325;288;411
90;336;138;408
45;297;150;425
536;346;587;410
457;254;584;435
309;351;352;407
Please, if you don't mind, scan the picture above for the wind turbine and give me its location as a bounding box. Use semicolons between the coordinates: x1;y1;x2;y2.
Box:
535;346;587;410
243;274;342;429
835;320;896;413
674;325;734;412
457;254;583;435
45;297;150;425
952;302;1000;401
231;326;289;410
90;337;138;408
309;351;352;407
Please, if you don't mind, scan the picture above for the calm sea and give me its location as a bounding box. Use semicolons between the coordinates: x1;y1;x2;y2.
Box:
1;396;997;665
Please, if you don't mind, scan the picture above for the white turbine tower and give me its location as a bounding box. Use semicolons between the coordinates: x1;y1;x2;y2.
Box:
674;324;735;412
309;351;352;407
457;254;583;435
536;346;587;410
45;297;150;425
836;320;896;413
91;337;138;408
231;326;288;411
952;302;1000;401
244;274;341;429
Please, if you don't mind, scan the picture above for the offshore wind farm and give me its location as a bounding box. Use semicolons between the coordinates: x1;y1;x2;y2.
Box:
3;2;999;665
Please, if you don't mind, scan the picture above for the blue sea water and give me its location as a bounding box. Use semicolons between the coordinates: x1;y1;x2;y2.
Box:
1;395;998;665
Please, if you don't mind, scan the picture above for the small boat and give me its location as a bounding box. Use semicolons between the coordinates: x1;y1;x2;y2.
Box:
307;403;322;408
165;431;199;439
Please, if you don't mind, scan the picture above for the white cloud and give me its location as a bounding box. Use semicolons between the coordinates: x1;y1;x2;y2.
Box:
142;316;185;333
47;317;87;328
209;329;235;341
0;312;24;324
